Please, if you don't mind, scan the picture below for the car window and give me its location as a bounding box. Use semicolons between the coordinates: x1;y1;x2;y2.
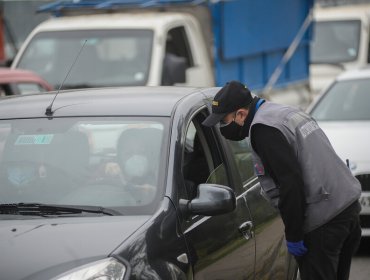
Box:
181;110;229;200
0;117;169;215
165;26;193;68
205;163;227;185
310;20;360;64
225;138;255;185
311;79;370;121
15;83;48;95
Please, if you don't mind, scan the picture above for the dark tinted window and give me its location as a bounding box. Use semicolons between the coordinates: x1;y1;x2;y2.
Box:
165;26;193;67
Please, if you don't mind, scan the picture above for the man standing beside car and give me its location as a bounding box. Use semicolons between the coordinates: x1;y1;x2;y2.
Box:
202;80;362;280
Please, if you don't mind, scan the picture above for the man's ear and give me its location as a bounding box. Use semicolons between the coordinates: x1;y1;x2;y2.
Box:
236;108;249;123
236;108;248;125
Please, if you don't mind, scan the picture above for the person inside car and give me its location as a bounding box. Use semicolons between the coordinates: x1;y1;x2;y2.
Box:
104;127;162;204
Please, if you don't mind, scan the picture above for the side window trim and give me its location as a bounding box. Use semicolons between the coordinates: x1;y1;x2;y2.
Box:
193;119;214;172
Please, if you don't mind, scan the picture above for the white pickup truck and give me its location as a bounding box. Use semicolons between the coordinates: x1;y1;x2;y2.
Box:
310;3;370;93
11;10;215;88
11;0;313;107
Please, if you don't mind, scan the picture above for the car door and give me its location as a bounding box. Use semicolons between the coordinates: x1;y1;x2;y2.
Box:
177;108;256;280
224;138;297;279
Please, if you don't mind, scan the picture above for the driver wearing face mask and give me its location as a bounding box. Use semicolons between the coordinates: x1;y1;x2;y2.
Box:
123;154;149;182
105;128;158;204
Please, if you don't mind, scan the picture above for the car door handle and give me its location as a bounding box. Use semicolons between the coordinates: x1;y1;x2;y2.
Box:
239;221;254;240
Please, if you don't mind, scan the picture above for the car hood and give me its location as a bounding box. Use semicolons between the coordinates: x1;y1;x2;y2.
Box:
0;215;150;280
318;121;370;174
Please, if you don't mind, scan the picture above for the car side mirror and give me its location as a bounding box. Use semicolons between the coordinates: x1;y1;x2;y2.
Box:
179;184;236;217
161;53;187;85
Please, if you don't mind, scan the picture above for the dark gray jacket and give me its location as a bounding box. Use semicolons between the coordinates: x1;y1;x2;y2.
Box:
249;102;361;233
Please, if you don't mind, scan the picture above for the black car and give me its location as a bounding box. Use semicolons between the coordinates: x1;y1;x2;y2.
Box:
0;87;298;280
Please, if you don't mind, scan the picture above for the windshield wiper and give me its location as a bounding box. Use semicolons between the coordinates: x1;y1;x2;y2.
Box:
0;203;120;216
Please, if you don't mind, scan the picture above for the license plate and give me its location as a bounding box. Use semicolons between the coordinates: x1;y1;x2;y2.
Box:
359;193;370;214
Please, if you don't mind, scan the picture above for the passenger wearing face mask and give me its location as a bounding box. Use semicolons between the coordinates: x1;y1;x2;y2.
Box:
202;80;361;280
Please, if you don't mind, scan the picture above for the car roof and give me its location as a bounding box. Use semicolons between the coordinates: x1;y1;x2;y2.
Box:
0;67;53;90
335;67;370;81
0;86;214;119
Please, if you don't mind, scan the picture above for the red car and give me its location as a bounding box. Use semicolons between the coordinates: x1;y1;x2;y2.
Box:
0;68;53;96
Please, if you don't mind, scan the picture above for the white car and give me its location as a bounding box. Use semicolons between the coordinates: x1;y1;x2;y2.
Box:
307;67;370;236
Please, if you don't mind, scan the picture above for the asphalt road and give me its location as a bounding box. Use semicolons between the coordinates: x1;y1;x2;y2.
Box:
349;238;370;280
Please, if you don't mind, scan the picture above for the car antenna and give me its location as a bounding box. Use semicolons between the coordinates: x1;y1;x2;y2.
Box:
45;39;88;117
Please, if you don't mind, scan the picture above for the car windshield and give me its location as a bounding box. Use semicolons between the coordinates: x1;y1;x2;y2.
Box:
16;29;153;89
0;117;168;216
310;20;360;64
310;78;370;121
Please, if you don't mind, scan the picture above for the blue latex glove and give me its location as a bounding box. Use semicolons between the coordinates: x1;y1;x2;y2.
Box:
286;240;308;257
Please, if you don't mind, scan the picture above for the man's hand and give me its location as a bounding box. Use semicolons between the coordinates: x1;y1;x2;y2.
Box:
286;240;308;257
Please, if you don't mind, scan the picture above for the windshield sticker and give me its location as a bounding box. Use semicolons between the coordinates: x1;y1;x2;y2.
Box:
15;134;54;145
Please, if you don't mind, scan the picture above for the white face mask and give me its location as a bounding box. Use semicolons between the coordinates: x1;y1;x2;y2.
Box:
123;154;149;179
